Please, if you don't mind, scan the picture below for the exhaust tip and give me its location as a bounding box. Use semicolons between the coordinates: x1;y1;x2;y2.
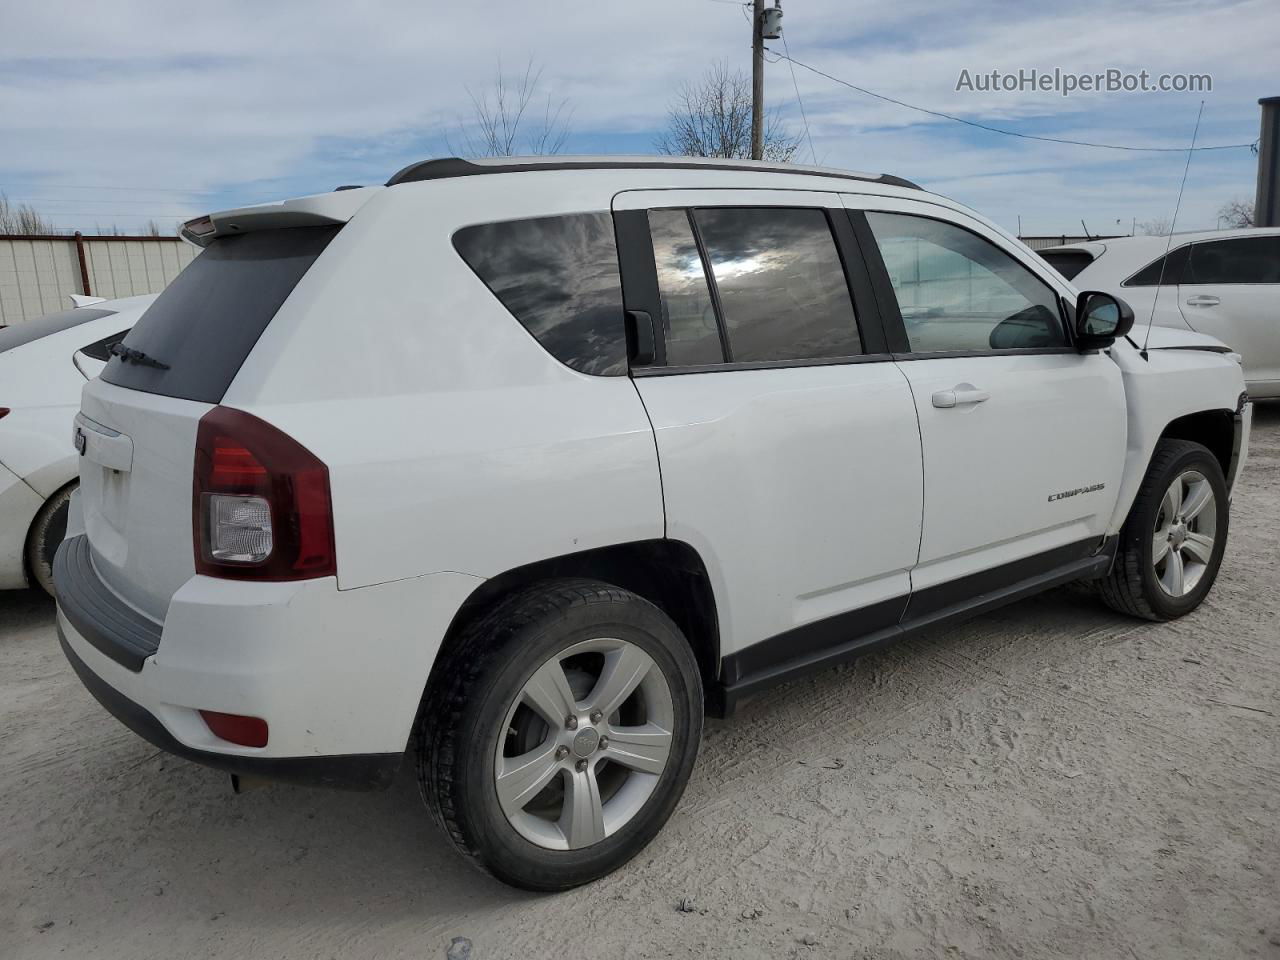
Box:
230;773;269;794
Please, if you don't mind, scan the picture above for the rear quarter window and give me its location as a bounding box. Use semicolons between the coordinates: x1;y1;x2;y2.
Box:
1038;250;1094;281
102;227;339;402
452;213;627;376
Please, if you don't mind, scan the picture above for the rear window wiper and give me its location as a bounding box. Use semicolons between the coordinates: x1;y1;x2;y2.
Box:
109;342;170;370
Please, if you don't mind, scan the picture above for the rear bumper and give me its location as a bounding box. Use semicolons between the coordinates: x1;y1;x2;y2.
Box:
53;533;484;788
59;623;401;789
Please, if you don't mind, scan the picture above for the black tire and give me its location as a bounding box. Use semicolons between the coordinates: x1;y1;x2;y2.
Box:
25;482;76;597
417;578;703;891
1098;439;1229;621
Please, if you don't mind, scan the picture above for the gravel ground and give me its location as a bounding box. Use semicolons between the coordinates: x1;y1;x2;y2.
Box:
3;405;1278;960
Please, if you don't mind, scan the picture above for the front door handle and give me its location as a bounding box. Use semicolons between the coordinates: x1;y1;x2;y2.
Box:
932;383;990;408
1185;295;1220;307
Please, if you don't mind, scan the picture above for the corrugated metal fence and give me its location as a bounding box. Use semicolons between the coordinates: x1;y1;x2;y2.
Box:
1019;234;1124;251
0;234;197;326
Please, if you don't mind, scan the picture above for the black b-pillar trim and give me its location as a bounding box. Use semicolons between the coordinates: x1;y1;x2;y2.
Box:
844;209;911;354
827;207;890;356
612;208;665;368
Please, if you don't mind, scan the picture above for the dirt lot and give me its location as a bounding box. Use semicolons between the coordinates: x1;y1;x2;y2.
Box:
2;407;1278;960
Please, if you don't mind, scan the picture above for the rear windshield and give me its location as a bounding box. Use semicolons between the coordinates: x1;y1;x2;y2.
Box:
0;307;115;354
102;227;339;402
1038;250;1094;281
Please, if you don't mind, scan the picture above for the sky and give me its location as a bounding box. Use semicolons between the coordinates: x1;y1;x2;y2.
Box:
0;0;1273;237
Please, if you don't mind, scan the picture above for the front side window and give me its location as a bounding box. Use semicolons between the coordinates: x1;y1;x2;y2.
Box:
648;209;723;366
691;207;862;363
453;213;627;376
1187;236;1280;284
866;212;1067;353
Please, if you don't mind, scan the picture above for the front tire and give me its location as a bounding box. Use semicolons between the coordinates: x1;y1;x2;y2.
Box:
417;579;703;891
25;482;76;597
1099;439;1229;621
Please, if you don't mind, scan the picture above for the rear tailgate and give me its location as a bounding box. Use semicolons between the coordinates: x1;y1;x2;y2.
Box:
76;381;210;621
74;220;350;623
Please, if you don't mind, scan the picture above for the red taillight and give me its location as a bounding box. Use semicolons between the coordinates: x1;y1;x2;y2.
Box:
193;406;336;580
200;710;269;748
0;407;9;420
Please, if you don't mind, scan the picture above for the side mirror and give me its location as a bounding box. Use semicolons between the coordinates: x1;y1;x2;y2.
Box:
1074;291;1134;350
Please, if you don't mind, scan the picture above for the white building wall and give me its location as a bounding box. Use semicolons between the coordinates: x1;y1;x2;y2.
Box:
0;236;197;325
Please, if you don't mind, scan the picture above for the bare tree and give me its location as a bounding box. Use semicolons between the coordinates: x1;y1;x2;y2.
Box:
1137;216;1174;236
0;192;62;235
1217;197;1255;229
453;59;572;157
655;61;801;162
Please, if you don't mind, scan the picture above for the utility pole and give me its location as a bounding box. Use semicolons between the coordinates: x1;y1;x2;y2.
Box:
750;1;783;161
751;0;765;161
1255;96;1280;227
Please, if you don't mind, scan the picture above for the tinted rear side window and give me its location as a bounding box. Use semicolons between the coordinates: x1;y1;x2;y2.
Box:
1187;236;1280;284
1124;245;1190;286
453;213;627;376
102;227;338;402
0;307;114;354
692;207;861;363
1038;250;1094;281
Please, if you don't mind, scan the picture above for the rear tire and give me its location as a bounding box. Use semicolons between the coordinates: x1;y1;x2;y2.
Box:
25;482;76;597
1098;439;1228;621
417;579;703;891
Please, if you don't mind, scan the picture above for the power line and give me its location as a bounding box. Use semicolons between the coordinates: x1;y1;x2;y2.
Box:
6;197;201;207
780;32;817;164
767;47;1258;154
0;181;221;194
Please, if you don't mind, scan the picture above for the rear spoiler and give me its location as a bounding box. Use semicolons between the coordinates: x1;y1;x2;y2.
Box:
181;186;383;247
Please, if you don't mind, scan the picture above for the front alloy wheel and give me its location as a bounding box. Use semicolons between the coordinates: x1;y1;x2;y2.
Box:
1099;438;1229;621
1151;469;1217;598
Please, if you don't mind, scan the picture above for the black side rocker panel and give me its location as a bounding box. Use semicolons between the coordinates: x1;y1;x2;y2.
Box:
711;536;1116;716
58;626;400;790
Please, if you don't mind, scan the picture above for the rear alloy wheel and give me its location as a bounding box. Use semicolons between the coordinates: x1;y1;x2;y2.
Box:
1099;439;1229;621
418;579;703;891
496;636;676;851
25;482;76;597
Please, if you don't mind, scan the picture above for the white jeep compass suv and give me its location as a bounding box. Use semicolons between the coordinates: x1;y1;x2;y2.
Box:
55;156;1250;890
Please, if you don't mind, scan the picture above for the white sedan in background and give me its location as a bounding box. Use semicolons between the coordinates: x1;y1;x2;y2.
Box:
1039;228;1280;397
0;295;156;594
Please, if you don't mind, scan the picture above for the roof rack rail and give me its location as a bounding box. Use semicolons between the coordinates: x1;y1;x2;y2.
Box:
385;156;921;191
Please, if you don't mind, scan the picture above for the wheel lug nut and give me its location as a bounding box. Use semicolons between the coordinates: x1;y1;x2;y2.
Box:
576;759;588;772
555;745;569;761
590;711;602;724
565;715;578;730
598;736;609;750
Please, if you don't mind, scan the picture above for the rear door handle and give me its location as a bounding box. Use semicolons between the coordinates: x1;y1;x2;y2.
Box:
1185;295;1220;307
932;383;990;408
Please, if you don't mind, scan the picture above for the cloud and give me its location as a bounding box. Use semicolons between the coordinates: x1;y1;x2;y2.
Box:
0;0;1270;234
